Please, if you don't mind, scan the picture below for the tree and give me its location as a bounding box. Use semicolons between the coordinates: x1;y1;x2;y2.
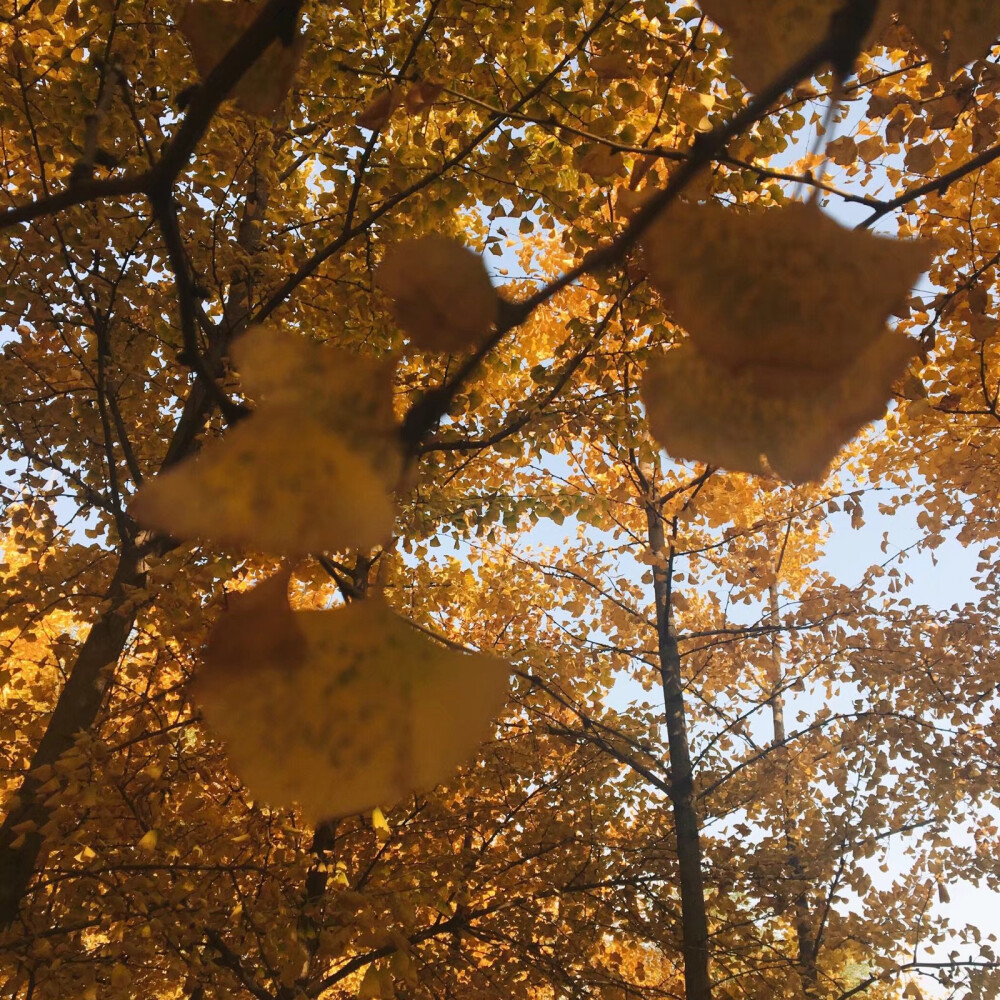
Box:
1;1;999;999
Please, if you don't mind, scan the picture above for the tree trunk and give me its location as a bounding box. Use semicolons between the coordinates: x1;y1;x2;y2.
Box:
645;503;713;1000
766;580;819;995
0;168;270;933
0;545;144;928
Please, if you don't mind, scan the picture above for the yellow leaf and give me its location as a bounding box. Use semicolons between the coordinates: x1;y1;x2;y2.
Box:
196;591;510;821
857;135;884;163
826;135;858;166
358;964;394;1000
698;0;882;93
377;236;498;352
677;91;714;131
590;52;634;79
897;0;1000;77
579;145;623;180
231;325;401;486
371;806;390;837
110;963;131;988
640;200;930;376
132;410;396;556
137;829;158;853
179;1;305;117
904;143;937;175
357;87;403;131
202;569;307;675
641;331;915;483
404;79;443;114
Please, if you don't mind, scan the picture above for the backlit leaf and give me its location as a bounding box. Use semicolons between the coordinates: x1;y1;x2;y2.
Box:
641;200;930;376
580;145;623;180
357;87;403;131
897;0;1000;77
179;1;305;117
404;79;443;114
371;806;390;837
590;52;633;79
698;0;856;93
358;965;383;1000
641;331;915;482
377;236;499;352
231;325;401;486
136;829;158;853
196;589;510;821
132;411;396;556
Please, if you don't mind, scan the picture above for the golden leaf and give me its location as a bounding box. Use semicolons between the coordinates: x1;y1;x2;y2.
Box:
371;806;390;837
404;79;443;114
904;143;937;174
698;1;899;92
641;200;930;376
377;236;498;352
179;1;305;117
231;325;401;486
641;331;915;483
196;590;510;821
358;965;383;1000
136;829;158;853
898;0;1000;77
205;570;307;675
110;964;131;989
857;135;885;163
579;145;623;180
826;135;859;166
132;410;396;556
357;87;403;131
590;52;633;79
699;0;844;93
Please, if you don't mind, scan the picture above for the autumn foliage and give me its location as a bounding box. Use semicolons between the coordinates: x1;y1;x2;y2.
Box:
2;2;1000;1000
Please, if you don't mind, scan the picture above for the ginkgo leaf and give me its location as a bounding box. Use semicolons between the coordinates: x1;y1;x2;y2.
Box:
590;52;634;79
698;0;841;93
136;829;158;853
404;79;443;114
110;964;131;989
377;236;498;352
196;589;510;821
371;806;390;838
205;569;307;674
132;410;396;556
698;0;896;92
179;1;305;117
641;331;915;483
641;200;930;376
897;0;1000;77
231;325;401;485
580;145;623;180
357;87;403;131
